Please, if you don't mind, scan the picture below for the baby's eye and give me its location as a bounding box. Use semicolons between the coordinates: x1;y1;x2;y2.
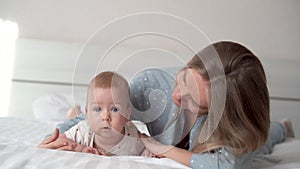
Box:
111;107;119;112
93;107;101;112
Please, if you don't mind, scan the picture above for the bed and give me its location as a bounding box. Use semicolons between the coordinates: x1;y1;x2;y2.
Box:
3;39;300;169
1;117;300;169
0;117;190;169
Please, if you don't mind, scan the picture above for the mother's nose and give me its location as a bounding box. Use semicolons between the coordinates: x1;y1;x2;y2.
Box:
172;87;182;107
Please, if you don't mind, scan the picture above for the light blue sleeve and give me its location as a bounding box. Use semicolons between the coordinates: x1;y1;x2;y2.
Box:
190;148;253;169
190;121;286;169
188;121;286;169
254;121;286;155
188;115;253;169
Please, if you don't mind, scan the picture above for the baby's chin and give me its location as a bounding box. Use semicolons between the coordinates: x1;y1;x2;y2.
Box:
95;127;125;137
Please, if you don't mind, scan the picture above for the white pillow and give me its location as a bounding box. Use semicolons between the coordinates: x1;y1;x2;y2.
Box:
32;93;86;122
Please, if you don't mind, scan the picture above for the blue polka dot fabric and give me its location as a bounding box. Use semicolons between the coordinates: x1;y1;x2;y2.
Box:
129;67;186;145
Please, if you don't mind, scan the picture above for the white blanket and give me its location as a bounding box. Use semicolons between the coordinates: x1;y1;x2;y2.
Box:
0;117;189;169
0;117;299;169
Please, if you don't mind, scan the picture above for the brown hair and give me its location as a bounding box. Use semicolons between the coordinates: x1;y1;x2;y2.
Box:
189;41;270;155
87;71;130;105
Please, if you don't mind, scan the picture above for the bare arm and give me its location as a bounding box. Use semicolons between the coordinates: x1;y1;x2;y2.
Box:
37;128;86;152
139;132;192;167
38;128;103;155
59;134;100;155
37;128;74;150
162;146;192;167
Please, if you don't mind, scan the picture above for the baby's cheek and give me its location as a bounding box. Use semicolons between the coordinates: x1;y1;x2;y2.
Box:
88;115;102;130
111;119;126;133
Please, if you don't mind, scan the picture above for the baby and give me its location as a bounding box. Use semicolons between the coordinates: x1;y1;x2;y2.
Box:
61;71;145;156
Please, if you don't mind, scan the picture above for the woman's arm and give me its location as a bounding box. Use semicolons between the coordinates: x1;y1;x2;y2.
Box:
163;146;193;167
37;128;77;150
139;133;192;167
38;128;101;155
139;133;238;168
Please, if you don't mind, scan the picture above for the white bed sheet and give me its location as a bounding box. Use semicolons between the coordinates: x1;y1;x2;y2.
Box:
1;117;300;169
0;117;189;169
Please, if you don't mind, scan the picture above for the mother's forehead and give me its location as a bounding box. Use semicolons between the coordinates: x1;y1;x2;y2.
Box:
177;68;200;81
177;68;210;90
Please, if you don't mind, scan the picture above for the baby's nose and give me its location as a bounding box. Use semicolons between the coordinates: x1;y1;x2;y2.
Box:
102;111;111;121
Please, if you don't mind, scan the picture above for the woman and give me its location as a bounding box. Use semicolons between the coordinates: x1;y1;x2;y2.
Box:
137;41;266;168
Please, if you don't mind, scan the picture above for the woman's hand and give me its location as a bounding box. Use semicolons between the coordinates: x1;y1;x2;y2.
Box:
139;132;192;166
138;132;173;157
37;128;77;151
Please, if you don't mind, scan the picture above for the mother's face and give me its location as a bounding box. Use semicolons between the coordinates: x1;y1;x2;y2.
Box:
172;68;209;116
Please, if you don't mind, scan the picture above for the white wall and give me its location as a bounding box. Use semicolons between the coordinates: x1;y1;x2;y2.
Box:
0;0;299;60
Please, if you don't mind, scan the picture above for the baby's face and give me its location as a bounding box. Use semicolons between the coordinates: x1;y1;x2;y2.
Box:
86;87;130;138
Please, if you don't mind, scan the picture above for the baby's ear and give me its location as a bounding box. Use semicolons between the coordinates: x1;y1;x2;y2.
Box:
126;106;131;120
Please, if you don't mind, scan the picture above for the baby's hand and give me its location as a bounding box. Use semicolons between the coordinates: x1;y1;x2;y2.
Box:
141;148;165;158
141;148;154;157
82;146;101;155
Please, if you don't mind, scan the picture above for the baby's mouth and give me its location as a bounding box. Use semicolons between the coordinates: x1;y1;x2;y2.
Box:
101;125;111;130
